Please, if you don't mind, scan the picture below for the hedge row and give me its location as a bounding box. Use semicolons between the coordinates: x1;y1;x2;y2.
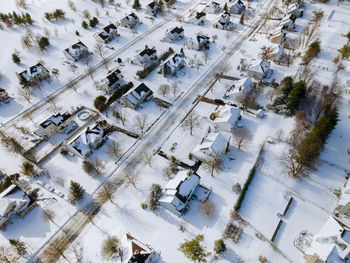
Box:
234;165;256;212
106;82;133;105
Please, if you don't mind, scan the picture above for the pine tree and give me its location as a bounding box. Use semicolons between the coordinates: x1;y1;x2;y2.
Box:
239;13;244;25
38;36;50;52
147;184;162;211
12;53;21;64
9;239;27;256
89;17;99;27
214;239;226;254
179;235;210;262
223;3;228;12
21;162;34;176
69;180;85;203
82;20;88;29
25;13;33;25
132;0;141;9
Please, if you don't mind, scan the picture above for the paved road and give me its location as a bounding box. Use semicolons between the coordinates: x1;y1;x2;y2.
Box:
28;0;277;261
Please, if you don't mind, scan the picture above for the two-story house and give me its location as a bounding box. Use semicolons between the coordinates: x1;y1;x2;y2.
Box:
0;88;9;103
203;1;221;14
185;34;210;51
120;13;140;29
97;69;124;94
64;41;89;62
163;26;184;42
145;1;159;16
131;46;158;66
158;53;185;77
213;11;232;30
35;112;73;138
247;59;273;80
188;12;206;25
17;63;50;86
230;0;245;14
123;83;153;109
94;23;119;43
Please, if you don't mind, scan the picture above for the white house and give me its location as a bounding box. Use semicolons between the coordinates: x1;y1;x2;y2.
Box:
287;3;303;17
94;23;119;43
269;44;284;62
230;0;245;14
97;69;124;94
0;88;9;103
279;15;296;31
188;12;206;25
35;112;73;138
185;34;210;51
120;13;140;29
145;1;159;16
192;132;228;161
125;234;160;263
131;46;158;66
17;63;50;86
213;11;232;30
225;77;254;98
123;83;153;109
64;41;89;62
247;60;273;80
158;53;185;77
213;105;241;132
203;1;221;14
163;26;184;42
270;27;286;44
66;125;105;159
159;171;200;216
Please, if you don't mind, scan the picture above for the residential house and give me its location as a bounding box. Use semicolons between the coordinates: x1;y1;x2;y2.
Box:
269;44;284;62
35;112;73;138
0;184;37;230
279;14;296;31
131;46;158;66
230;0;245;14
213;105;241;132
188;12;206;25
123;83;153;109
163;26;184;42
203;1;221;14
0;88;9;103
225;77;254;98
287;3;303;17
120;13;140;29
97;69;124;94
159;171;201;216
66;125;105;159
185;34;210;51
270;27;286;44
145;1;159;16
192;132;228;161
247;60;273;80
17;63;50;86
64;41;89;62
158;53;185;76
94;23;119;43
213;11;232;30
125;234;160;263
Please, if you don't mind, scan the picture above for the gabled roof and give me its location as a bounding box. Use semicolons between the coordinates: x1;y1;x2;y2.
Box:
139;47;157;57
106;69;122;86
193;133;227;159
39;112;71;129
125;83;153;106
65;41;88;58
147;1;158;9
170;26;184;34
18;63;49;82
103;23;117;34
214;105;241;125
195;11;206;19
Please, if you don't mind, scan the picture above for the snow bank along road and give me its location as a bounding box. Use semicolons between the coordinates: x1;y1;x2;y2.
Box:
29;0;277;261
0;0;204;132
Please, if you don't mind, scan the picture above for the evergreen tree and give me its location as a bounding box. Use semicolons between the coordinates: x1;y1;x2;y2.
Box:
25;13;33;25
38;36;50;52
132;0;141;9
89;17;99;27
179;235;210;262
213;239;226;254
147;184;162;211
223;3;228;11
21;162;34;176
339;44;350;59
239;13;244;25
69;180;85;203
94;95;108;112
12;53;21;64
82;20;88;29
9;239;27;256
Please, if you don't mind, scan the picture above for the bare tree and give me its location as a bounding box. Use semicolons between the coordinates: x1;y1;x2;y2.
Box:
86;66;95;81
42;208;55;223
203;51;210;64
96;183;117;205
17;87;32;103
51;68;60;80
69;242;84;263
55;176;66;188
200;199;216;217
212;34;218;43
182;112;201;135
158;84;170;97
21;34;32;50
143;152;153;167
94;42;107;59
112;108;127;126
203;154;222;177
91;158;104;176
67;0;77;12
106;141;122;159
16;0;27;10
279;149;307;178
0;246;20;263
124;171;139;188
232;127;253;149
134;115;147;133
171;82;179;96
101;58;110;71
40;235;69;262
83;9;91;19
67;78;79;93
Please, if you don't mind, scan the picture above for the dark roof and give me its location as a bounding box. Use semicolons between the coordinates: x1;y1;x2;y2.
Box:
139;47;157;57
170;26;184;34
0;88;5;92
103;23;117;34
128;253;151;263
212;1;220;7
129;12;138;19
147;1;157;9
40;112;71;129
30;63;47;75
196;34;210;42
175;172;200;204
134;83;153;97
106;69;122;86
195;12;206;19
71;41;87;50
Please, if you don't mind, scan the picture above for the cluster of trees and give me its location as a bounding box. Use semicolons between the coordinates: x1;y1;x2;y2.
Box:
136;48;174;79
272;76;306;116
0;12;33;27
82;159;104;176
303;40;321;64
94;95;108;112
82;17;99;29
44;9;65;21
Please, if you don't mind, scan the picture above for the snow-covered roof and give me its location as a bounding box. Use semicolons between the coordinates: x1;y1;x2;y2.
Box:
250;60;271;74
0;199;14;217
18;63;49;82
229;77;254;94
125;83;153;106
39;112;71;129
65;41;88;59
192;132;227;160
105;69;123;87
214;105;241;126
139;46;157;57
162;53;184;73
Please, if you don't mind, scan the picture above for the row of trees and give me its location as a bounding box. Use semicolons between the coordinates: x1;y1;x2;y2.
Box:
82;17;99;29
44;9;65;21
0;11;33;27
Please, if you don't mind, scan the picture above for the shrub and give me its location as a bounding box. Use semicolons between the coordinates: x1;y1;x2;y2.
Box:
82;160;94;174
160;47;174;61
234;165;256;211
12;53;20;64
38;36;50;52
214;239;226;254
82;20;88;29
101;236;119;261
188;152;193;160
179;235;210;262
136;62;158;79
303;40;321;64
132;0;141;9
339;44;350;59
21;162;34;176
140;202;147;209
45;9;65;21
89;17;99;27
94;95;108;112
